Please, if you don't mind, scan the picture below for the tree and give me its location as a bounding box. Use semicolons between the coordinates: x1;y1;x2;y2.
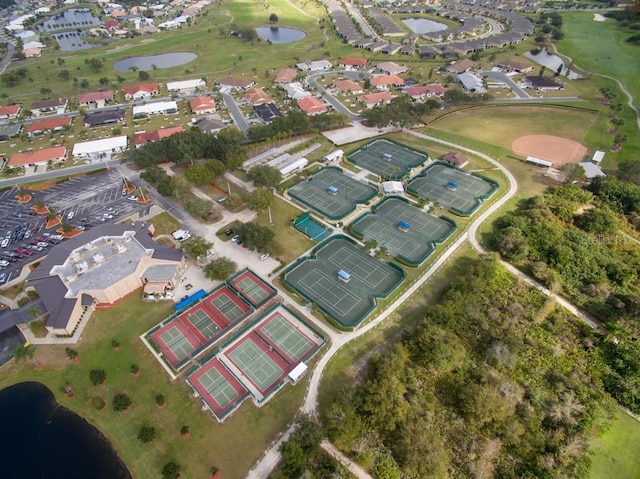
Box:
138;70;150;81
85;58;104;73
12;343;35;364
234;222;275;253
138;425;156;443
184;197;215;220
181;236;213;259
155;394;166;406
574;208;618;235
57;69;70;81
161;462;181;479
204;257;237;281
65;348;78;361
269;13;279;23
62;222;73;233
180;425;190;436
111;339;120;350
184;162;215;185
131;364;140;375
248;165;282;188
112;393;131;411
246;188;272;212
89;369;107;385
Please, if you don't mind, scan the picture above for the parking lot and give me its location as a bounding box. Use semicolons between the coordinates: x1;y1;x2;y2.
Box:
0;170;151;285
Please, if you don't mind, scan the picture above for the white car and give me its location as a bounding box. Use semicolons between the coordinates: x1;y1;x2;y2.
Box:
0;260;9;267
67;211;75;220
103;213;114;219
260;253;269;261
127;196;138;201
1;238;9;248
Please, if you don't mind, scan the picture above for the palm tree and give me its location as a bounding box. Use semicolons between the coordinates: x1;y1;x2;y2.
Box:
12;343;40;368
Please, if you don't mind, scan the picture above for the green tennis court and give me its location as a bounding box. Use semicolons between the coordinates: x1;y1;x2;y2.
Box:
235;278;268;305
288;168;377;220
226;338;284;392
187;309;220;339
259;314;316;362
209;293;247;322
196;367;240;408
347;138;428;179
159;326;195;361
350;197;456;265
284;237;404;327
407;163;497;215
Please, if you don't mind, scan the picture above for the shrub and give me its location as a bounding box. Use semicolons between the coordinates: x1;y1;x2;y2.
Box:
137;425;156;443
161;461;181;479
112;393;131;412
155;394;166;406
89;369;106;385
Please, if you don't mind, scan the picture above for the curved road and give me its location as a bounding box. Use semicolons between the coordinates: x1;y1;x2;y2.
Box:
0;35;15;74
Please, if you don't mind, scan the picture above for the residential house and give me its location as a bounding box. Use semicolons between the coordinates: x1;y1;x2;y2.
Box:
297;97;327;115
166;78;206;95
189;96;216;115
446;58;475;74
132;101;178;118
442;152;470;168
84;109;125;128
23;47;42;58
217;76;255;91
457;72;486;93
78;91;114;110
122;83;159;100
418;46;436;59
282;82;311;100
194;117;225;134
0;104;21;120
376;61;408;75
339;57;368;70
245;87;273;106
371;75;404;90
0;124;22;141
254;103;284;123
9;146;67;169
72;136;128;160
26;117;73;136
425;83;447;97
134;126;184;148
30;98;68;117
295;60;332;72
333;79;364;95
523;76;562;91
274;68;298;84
358;91;394;108
497;60;534;74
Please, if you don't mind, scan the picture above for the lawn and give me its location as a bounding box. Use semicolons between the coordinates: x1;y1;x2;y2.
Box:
147;211;182;236
589;408;640;479
0;293;308;479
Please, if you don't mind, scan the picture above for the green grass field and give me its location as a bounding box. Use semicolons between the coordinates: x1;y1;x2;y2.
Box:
590;408;640;479
0;294;307;479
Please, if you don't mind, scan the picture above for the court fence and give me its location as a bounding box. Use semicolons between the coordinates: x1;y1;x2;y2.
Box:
345;137;430;180
407;161;500;216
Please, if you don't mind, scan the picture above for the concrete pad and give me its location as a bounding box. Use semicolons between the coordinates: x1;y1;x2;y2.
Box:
322;123;397;146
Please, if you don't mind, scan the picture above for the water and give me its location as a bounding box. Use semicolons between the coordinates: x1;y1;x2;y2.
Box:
114;52;198;71
52;30;103;52
0;382;131;479
255;27;307;44
402;18;448;34
39;9;102;32
524;47;585;80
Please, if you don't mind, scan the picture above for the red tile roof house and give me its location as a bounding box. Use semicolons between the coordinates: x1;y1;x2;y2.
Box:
274;68;298;84
358;92;394;108
189;96;216;114
134;126;184;148
403;86;430;100
122;83;159;100
297;97;327;115
371;75;404;90
0;104;21;120
425;83;447;97
9;146;67;169
78;91;114;110
339;57;368;70
26;116;73;137
244;87;273;106
30;98;68;117
217;76;255;91
333;79;364;95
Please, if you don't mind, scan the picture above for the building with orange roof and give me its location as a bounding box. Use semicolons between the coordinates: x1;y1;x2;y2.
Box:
134;126;184;148
333;79;364;94
189;96;216;114
244;87;273;106
9;146;67;168
339;57;368;70
0;104;21;120
26;116;73;136
297;97;327;115
371;75;404;90
122;83;159;100
78;90;114;109
275;68;298;84
358;92;394;108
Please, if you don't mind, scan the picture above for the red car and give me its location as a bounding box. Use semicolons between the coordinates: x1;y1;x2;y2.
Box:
21;249;34;256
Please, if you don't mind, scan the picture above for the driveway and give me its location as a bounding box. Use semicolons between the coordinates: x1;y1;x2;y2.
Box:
482;71;530;99
221;91;249;134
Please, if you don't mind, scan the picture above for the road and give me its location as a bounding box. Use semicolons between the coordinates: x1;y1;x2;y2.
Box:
0;34;14;74
482;71;530;99
306;71;368;120
221;91;249;135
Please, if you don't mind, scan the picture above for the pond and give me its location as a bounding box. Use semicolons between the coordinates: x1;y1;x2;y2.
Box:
39;9;102;32
0;382;131;479
52;30;103;52
524;48;585;80
114;52;198;72
255;27;306;44
402;18;448;34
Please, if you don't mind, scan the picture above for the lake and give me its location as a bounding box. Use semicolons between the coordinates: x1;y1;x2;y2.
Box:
255;27;307;43
114;52;198;71
0;382;131;479
402;18;448;34
39;9;102;32
52;30;103;52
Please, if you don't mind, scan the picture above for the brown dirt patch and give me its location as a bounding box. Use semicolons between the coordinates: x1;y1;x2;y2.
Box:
511;135;588;165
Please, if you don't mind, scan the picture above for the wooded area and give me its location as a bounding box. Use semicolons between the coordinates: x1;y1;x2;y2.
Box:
324;256;616;478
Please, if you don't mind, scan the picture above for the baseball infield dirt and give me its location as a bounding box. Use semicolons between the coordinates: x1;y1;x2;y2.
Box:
511;135;588;165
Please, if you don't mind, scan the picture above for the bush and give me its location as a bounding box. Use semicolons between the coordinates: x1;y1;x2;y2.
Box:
130;364;139;374
137;425;156;444
89;369;106;385
180;425;189;436
65;348;78;360
112;393;131;412
161;462;181;479
155;394;166;406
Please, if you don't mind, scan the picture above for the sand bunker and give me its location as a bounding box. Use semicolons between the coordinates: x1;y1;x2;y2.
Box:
512;135;588;165
593;14;606;22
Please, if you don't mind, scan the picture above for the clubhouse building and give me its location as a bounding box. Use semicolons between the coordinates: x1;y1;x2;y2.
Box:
27;222;184;335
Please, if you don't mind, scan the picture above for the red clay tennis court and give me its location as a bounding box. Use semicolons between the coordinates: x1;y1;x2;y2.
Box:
187;358;248;420
229;269;277;307
201;285;252;323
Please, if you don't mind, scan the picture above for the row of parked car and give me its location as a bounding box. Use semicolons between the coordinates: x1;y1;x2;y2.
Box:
0;233;64;267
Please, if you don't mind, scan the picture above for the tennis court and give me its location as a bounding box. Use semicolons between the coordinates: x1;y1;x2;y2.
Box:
284;237;404;327
223;334;288;394
150;323;199;367
407;163;497;215
350;197;456;265
288;168;377;220
257;309;323;363
187;358;248;420
187;308;220;340
293;213;331;242
203;286;252;324
229;269;277;308
347;138;428;179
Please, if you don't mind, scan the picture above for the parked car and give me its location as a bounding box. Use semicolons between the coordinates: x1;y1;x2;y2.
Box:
127;196;138;201
0;273;6;284
23;230;31;239
67;211;75;220
30;246;43;252
103;213;114;219
22;249;34;256
103;206;114;212
37;242;48;248
260;253;270;261
0;239;9;248
95;216;106;222
231;235;239;243
42;233;53;238
0;260;9;267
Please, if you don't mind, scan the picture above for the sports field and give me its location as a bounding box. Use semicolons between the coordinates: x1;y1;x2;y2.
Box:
350;197;456;265
150;322;199;367
407;163;497;215
288;168;378;220
228;269;277;308
347;138;429;179
187;358;249;420
202;286;252;323
284;237;404;327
